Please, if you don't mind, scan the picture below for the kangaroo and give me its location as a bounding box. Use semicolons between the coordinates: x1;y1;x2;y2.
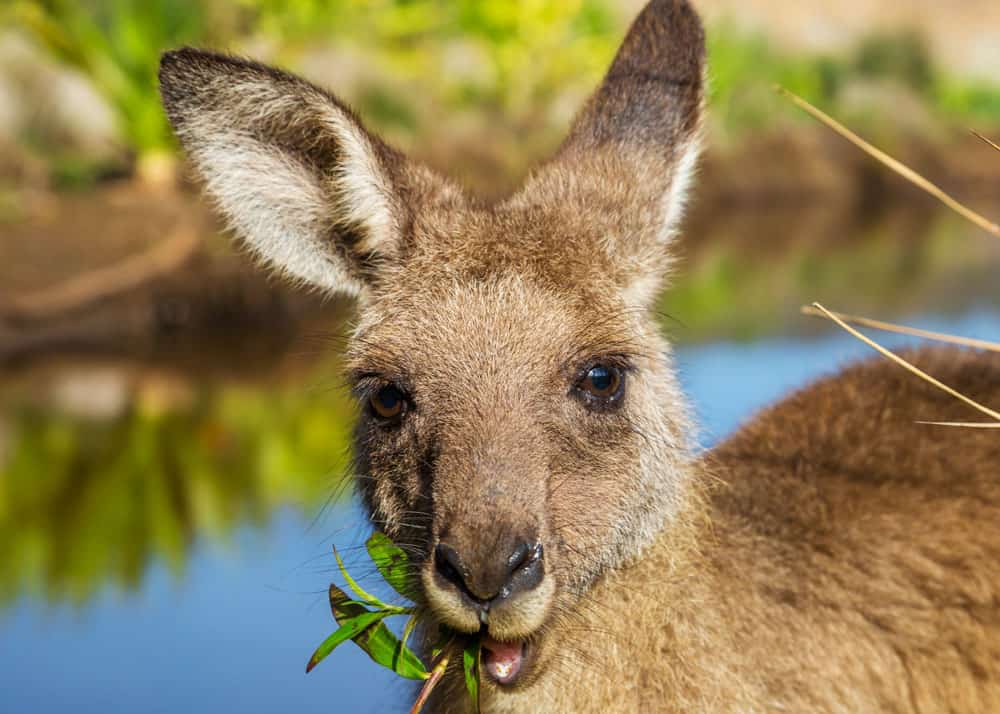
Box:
158;1;1000;711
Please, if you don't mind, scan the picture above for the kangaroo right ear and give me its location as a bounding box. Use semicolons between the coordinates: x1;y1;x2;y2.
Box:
159;48;435;297
512;0;706;305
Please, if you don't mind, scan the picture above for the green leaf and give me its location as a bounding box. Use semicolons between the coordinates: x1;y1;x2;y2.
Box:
329;585;428;680
333;544;384;608
358;621;429;680
366;531;419;600
397;613;420;668
328;583;371;621
463;639;481;714
305;610;387;673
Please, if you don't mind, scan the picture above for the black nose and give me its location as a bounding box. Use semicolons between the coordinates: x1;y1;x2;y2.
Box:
434;539;544;607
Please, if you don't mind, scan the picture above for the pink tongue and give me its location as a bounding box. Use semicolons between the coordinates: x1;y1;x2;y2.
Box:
482;636;524;684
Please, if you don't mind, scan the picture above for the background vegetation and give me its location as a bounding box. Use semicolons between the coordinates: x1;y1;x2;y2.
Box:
3;0;1000;188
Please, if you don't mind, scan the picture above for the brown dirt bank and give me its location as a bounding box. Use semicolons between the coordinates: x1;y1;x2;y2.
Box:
2;128;999;373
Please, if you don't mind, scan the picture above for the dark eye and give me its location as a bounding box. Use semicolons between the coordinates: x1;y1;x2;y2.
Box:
370;384;406;420
577;364;625;406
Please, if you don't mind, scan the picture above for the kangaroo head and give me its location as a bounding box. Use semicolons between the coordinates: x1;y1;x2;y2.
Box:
160;0;704;685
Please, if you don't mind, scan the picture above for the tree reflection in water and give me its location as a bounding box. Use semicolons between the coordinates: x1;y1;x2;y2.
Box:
0;355;357;609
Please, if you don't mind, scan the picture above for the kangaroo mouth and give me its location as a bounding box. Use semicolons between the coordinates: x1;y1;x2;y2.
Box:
482;634;533;687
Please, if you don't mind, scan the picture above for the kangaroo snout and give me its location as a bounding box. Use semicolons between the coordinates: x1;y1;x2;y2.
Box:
424;522;554;639
434;539;545;608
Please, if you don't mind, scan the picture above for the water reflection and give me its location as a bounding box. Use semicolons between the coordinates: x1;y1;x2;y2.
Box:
667;205;1000;340
0;351;356;609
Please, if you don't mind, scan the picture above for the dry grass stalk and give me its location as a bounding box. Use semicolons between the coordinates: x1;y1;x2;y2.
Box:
800;306;1000;353
915;421;1000;428
972;130;1000;153
810;303;1000;428
776;87;1000;238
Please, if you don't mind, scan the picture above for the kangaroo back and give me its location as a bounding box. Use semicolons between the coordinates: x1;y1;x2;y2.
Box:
707;347;1000;711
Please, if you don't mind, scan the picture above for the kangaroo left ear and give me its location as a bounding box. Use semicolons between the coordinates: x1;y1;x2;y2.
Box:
159;48;450;297
513;0;706;305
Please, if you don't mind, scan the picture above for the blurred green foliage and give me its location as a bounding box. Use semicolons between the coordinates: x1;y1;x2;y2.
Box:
0;366;356;607
9;0;213;158
5;0;621;167
855;32;933;90
706;26;1000;138
251;0;619;112
4;0;1000;185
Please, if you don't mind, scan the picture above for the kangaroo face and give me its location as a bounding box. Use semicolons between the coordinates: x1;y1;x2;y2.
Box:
348;208;693;644
159;0;705;688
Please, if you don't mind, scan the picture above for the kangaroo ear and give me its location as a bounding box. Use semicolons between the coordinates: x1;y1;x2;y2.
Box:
159;48;428;297
515;0;706;303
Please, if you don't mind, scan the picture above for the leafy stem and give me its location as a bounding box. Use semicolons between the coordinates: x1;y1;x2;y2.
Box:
305;533;483;713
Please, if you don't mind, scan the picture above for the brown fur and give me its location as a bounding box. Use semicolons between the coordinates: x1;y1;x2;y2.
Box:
453;348;1000;713
158;1;1000;711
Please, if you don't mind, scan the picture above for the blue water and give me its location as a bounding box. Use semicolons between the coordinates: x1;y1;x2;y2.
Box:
2;308;997;713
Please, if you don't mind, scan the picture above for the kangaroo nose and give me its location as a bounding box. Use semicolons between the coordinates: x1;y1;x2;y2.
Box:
434;539;544;606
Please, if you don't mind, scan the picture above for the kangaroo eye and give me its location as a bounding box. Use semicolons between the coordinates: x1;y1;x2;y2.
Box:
577;364;624;405
370;385;406;420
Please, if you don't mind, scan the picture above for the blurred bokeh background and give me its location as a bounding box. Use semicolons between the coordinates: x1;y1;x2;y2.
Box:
1;1;998;712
